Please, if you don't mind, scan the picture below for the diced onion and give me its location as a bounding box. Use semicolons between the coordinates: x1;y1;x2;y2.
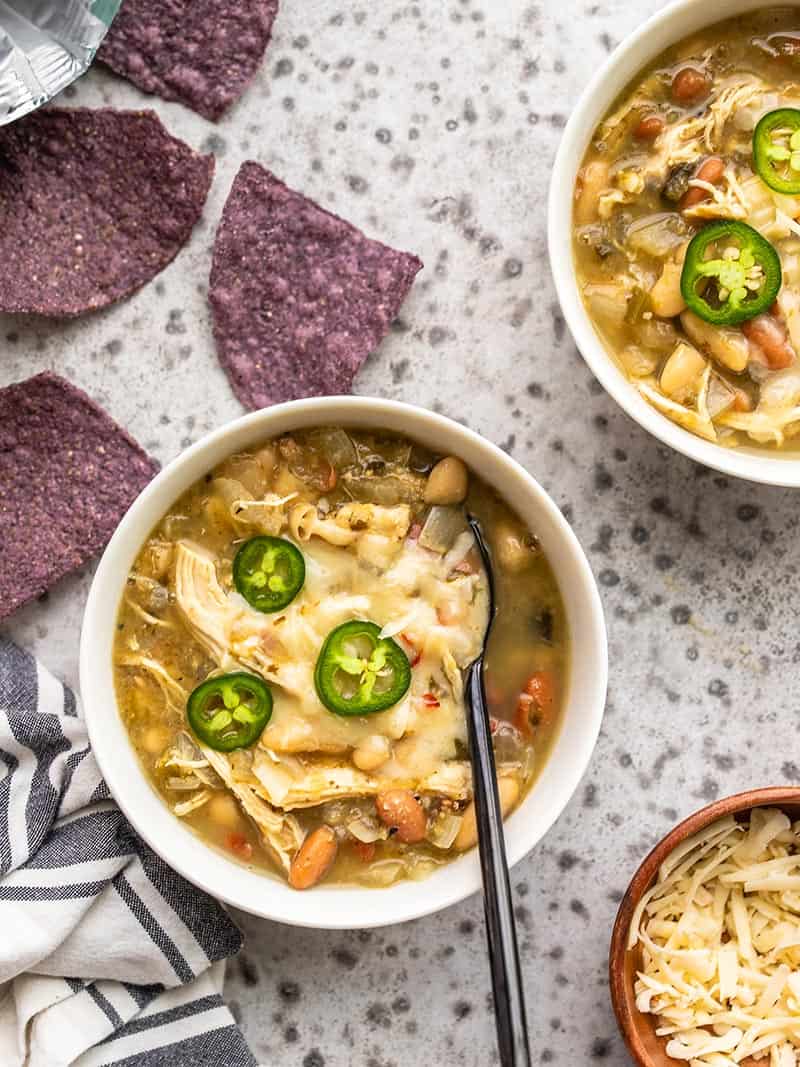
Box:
418;506;466;554
427;813;463;850
380;607;419;639
626;213;687;258
347;817;388;844
166;775;204;791
359;859;405;887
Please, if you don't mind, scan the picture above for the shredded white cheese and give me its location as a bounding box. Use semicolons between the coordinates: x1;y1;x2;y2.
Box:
630;809;800;1065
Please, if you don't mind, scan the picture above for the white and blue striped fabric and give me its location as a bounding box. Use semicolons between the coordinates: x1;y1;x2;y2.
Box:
0;638;259;1067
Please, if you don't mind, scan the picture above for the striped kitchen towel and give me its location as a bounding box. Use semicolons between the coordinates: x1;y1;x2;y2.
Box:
0;637;259;1067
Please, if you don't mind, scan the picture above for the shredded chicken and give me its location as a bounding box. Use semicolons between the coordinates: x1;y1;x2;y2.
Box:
173;790;212;818
250;750;471;809
116;653;186;710
638;366;717;442
202;747;304;873
682;167;749;222
174;541;306;695
600;77;781;218
718;404;800;446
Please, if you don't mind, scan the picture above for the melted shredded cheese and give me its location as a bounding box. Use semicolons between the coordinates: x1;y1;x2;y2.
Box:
630;809;800;1065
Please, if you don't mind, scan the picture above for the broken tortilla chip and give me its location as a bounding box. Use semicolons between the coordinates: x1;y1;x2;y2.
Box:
0;373;158;620
0;107;213;316
209;163;423;410
98;0;279;122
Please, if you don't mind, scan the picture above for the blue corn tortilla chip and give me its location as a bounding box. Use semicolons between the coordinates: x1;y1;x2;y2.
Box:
0;372;158;620
0;107;213;316
209;163;423;410
98;0;279;122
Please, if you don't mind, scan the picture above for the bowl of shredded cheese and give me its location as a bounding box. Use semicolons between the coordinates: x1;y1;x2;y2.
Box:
610;788;800;1067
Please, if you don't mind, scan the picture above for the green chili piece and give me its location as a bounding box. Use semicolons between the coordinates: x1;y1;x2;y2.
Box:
233;535;305;613
679;220;781;326
753;107;800;194
187;672;273;751
314;620;412;717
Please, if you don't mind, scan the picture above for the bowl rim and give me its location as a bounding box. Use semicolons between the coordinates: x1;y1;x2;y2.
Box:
609;786;800;1066
547;0;800;488
79;395;608;929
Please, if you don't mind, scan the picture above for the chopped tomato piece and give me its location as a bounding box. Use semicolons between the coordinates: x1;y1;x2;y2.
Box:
422;692;440;708
452;548;479;575
401;632;422;667
323;462;338;492
226;832;253;861
352;840;376;862
514;671;556;734
436;601;462;625
485;681;505;709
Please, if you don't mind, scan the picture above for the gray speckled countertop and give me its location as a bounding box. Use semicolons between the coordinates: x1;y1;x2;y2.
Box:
4;1;796;1064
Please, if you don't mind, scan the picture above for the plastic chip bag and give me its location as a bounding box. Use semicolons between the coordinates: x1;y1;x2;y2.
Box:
0;0;120;125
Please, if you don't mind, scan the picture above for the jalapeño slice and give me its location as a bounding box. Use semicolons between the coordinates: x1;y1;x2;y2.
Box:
315;620;412;717
680;220;781;326
753;107;800;194
187;672;272;751
233;535;305;613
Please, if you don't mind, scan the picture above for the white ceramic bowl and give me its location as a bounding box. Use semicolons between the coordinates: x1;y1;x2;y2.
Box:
80;397;607;929
548;0;800;487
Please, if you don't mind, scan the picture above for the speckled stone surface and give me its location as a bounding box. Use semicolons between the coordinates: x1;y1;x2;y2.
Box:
4;1;794;1064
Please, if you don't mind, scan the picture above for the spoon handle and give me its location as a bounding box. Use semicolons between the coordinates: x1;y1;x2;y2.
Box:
466;659;531;1067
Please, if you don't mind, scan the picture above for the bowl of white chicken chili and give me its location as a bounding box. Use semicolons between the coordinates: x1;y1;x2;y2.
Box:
549;0;800;485
79;397;607;929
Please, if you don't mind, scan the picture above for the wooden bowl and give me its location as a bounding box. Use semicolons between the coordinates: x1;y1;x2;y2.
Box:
609;787;800;1066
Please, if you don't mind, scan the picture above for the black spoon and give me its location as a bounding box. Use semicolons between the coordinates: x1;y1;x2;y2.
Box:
465;514;531;1067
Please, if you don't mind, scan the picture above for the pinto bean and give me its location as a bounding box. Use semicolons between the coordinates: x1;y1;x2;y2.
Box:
671;66;710;104
289;826;338;890
679;157;725;211
742;314;797;370
454;778;520;852
634;114;664;141
375;789;427;843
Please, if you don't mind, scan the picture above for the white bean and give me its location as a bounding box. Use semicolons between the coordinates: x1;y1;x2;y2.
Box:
650;259;686;318
575;160;610;225
207;794;242;830
494;522;535;573
660;342;707;399
681;310;750;372
352;735;391;772
424;457;469;505
141;725;170;755
454;778;520;851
